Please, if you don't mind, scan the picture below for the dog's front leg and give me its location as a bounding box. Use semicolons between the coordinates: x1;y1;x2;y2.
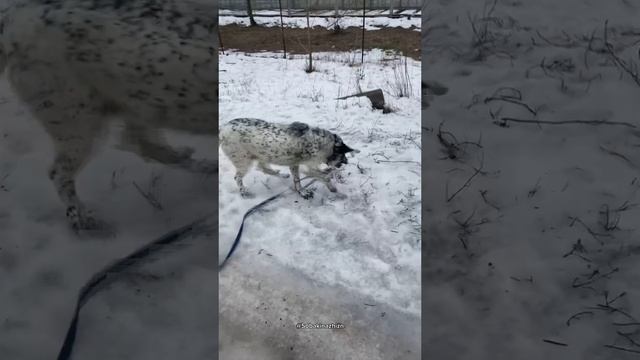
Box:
289;165;301;192
48;139;110;232
26;77;111;232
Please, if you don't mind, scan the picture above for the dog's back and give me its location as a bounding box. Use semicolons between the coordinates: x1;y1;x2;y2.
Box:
0;0;216;133
220;118;335;166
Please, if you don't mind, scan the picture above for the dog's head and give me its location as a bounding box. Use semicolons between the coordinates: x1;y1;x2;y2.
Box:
327;134;358;168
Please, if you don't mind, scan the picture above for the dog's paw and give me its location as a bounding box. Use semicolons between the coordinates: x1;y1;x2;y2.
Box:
298;189;314;200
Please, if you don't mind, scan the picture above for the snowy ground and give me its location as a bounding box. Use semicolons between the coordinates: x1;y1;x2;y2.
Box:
219;50;421;358
424;0;640;359
219;11;421;31
219;9;422;16
0;76;217;359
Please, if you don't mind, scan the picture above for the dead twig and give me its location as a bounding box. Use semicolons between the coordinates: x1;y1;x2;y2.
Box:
617;331;640;348
484;87;537;115
604;344;640;354
132;181;163;211
604;20;640;87
479;189;500;211
451;208;490;250
484;96;537;115
562;239;592;263
599;145;636;168
543;339;568;347
437;122;461;159
572;268;619;288
436;123;482;161
604;291;627;306
497;117;636;128
465;0;506;61
446;154;484;202
584;289;635;321
566;311;594;326
569;216;613;243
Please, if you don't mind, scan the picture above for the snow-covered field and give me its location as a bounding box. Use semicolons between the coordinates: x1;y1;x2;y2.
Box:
220;9;422;17
0;78;217;359
219;50;421;358
219;12;421;31
425;0;640;359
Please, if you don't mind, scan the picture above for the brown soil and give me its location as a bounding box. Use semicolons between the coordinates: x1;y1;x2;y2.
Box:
219;24;421;60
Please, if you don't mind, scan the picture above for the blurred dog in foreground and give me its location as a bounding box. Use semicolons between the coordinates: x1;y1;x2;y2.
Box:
0;0;216;231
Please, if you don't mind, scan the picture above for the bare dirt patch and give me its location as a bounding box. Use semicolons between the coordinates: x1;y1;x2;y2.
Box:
219;24;421;60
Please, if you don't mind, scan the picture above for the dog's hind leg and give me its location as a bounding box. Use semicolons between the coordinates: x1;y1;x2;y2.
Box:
45;113;108;231
49;146;101;231
257;162;290;179
227;157;253;197
234;167;252;198
43;107;111;231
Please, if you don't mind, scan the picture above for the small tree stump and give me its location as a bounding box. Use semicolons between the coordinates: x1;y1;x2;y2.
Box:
336;89;386;111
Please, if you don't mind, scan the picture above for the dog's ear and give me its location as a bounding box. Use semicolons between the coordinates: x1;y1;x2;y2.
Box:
335;143;356;154
287;122;309;137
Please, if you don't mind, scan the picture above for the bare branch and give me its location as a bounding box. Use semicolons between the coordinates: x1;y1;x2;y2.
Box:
446;154;484;202
566;311;594;326
543;339;568;347
604;20;640;87
604;344;640;354
498;117;636;128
